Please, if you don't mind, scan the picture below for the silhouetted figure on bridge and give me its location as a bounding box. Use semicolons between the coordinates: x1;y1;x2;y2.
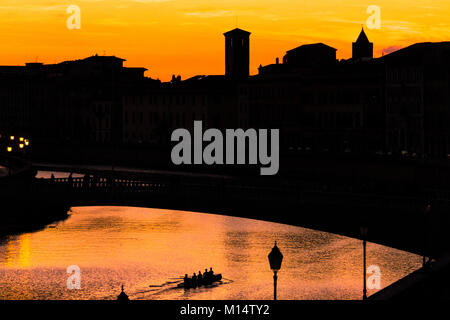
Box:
83;174;90;188
92;174;98;189
197;271;203;286
50;173;55;183
68;173;73;187
108;176;115;189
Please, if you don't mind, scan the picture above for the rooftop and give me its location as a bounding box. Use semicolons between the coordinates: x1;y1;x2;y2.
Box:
355;27;370;43
223;28;251;36
286;43;337;53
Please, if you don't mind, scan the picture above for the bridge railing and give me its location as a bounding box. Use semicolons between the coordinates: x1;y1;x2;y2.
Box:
29;173;450;215
33;176;167;195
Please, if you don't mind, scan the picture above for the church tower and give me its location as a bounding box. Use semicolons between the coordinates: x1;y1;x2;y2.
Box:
224;28;251;79
352;27;373;60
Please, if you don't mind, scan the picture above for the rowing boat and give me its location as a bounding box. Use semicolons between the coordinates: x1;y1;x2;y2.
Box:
177;274;222;289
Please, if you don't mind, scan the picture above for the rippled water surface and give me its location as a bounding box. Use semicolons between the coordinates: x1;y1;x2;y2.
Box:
0;205;421;300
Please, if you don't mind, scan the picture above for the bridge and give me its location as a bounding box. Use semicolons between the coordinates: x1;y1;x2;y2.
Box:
6;163;444;260
2;158;450;299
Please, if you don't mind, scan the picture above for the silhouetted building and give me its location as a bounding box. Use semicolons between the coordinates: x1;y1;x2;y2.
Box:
352;27;373;60
283;43;337;68
1;28;450;163
224;28;251;79
244;58;385;154
257;43;337;76
122;75;239;146
0;55;157;155
246;29;450;158
382;42;450;157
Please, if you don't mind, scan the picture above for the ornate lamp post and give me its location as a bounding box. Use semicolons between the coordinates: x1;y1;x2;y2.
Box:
360;225;368;300
423;204;431;267
268;241;283;300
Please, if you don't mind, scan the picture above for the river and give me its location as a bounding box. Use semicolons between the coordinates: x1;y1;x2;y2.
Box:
0;171;421;300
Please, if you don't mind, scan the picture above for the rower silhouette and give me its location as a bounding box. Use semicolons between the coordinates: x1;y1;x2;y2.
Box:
192;272;198;288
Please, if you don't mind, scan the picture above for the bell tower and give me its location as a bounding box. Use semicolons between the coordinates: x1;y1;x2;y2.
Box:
224;28;251;79
352;27;373;60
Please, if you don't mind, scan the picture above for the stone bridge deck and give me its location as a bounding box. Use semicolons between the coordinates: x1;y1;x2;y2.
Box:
14;171;446;259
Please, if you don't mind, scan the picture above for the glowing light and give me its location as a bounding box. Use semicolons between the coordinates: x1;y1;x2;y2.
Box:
19;144;24;149
25;140;29;146
10;136;14;140
7;146;12;152
19;137;24;141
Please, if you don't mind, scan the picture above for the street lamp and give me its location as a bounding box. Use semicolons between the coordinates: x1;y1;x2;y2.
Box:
360;225;368;300
423;204;431;267
268;241;283;300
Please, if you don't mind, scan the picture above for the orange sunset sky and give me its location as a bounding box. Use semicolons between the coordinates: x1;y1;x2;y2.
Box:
0;0;449;81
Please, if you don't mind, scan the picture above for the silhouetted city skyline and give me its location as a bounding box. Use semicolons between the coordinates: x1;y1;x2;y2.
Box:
1;27;449;168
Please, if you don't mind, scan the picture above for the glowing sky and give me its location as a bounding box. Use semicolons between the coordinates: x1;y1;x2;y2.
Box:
0;0;449;80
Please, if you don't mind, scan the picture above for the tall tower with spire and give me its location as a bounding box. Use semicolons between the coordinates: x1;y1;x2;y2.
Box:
352;27;373;60
224;28;251;79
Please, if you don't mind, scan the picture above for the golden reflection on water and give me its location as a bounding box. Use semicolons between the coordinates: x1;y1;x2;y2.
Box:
3;234;31;268
0;207;422;300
